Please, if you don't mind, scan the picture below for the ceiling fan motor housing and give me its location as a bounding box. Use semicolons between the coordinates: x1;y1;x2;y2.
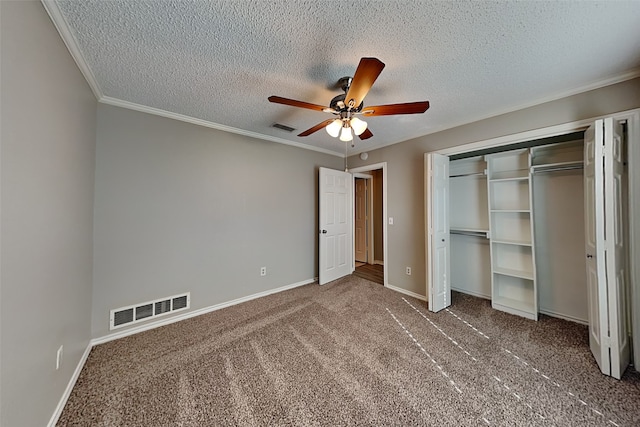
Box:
330;92;363;116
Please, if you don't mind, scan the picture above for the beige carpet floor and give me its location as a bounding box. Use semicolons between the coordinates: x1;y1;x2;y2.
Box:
58;276;640;426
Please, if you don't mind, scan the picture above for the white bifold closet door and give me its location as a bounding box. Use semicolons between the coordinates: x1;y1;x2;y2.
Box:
584;118;630;379
426;153;450;312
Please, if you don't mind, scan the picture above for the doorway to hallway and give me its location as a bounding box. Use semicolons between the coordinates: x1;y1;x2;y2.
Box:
352;166;385;285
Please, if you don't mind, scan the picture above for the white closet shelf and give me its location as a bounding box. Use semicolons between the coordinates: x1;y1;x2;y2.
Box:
493;267;534;280
489;170;529;181
492;238;532;247
490;209;530;213
531;161;584;174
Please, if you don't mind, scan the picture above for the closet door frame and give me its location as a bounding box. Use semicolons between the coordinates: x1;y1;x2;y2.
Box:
424;108;640;371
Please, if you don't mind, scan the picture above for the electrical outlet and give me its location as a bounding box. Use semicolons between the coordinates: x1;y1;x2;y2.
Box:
388;217;394;225
406;267;411;276
260;267;267;276
56;345;63;370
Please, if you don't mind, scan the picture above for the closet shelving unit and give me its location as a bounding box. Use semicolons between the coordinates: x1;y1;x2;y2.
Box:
487;149;538;320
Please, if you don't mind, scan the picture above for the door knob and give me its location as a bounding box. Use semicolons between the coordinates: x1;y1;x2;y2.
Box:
586;254;593;258
321;230;327;234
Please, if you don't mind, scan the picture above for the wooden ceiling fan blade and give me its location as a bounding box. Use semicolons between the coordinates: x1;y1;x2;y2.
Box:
298;119;336;137
268;95;332;112
362;101;430;116
358;128;374;140
344;57;385;109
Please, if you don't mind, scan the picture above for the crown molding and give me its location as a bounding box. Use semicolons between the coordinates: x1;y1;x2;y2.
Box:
41;1;103;99
100;97;343;157
42;0;640;159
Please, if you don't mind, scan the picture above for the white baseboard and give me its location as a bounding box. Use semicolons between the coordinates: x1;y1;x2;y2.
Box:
451;287;491;300
373;260;384;265
91;278;316;346
48;342;93;427
385;283;427;301
49;278;317;425
539;309;588;325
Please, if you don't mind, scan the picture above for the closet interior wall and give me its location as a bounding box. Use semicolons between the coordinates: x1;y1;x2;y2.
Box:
450;138;589;323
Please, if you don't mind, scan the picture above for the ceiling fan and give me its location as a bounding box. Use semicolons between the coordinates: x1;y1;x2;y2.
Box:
268;57;430;145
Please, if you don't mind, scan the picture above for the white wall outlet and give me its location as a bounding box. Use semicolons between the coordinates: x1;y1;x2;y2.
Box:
56;345;63;370
260;267;267;276
388;217;394;225
406;267;412;276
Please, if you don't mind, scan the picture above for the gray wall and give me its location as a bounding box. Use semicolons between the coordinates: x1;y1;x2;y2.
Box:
92;104;342;338
348;78;640;297
0;2;97;426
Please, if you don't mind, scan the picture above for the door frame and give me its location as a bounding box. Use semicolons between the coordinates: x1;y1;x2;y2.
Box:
351;162;388;287
424;108;640;368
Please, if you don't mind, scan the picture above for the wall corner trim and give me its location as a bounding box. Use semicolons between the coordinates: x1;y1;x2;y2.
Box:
47;342;92;427
40;0;103;99
385;283;427;301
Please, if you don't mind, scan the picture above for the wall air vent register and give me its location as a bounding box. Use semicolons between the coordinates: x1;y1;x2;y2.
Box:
110;293;190;330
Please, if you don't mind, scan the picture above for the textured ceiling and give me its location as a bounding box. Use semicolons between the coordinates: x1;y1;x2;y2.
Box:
49;0;640;156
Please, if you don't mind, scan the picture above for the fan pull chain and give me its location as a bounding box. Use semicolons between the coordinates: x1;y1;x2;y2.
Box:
344;141;348;172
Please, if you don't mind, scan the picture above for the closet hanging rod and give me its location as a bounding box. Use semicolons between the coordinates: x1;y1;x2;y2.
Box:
450;229;489;238
449;171;487;178
531;163;583;174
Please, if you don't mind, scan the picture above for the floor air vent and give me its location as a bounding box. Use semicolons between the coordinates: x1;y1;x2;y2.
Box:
110;292;190;330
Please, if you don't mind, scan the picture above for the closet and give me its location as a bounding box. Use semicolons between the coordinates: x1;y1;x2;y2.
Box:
426;116;632;379
448;138;585;322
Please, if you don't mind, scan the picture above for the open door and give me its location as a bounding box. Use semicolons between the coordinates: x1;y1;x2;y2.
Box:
426;153;450;312
584;117;630;379
319;167;353;285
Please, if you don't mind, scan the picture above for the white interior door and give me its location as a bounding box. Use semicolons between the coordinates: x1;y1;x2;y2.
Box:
319;167;353;285
584;118;629;379
426;153;450;312
584;120;608;375
355;178;368;263
604;117;630;379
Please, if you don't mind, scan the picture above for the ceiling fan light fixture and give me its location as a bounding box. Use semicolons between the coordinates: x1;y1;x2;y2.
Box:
350;117;367;135
339;125;353;142
326;119;342;137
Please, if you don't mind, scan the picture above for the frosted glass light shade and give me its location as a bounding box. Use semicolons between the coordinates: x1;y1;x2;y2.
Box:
339;126;353;142
325;119;342;137
350;117;368;135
